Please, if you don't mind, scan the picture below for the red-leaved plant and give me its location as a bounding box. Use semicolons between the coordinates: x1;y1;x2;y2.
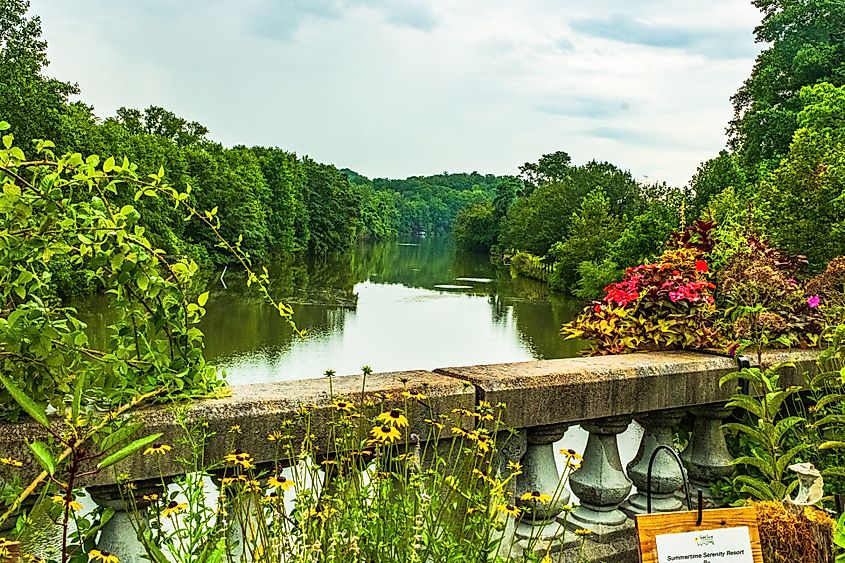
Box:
562;222;722;355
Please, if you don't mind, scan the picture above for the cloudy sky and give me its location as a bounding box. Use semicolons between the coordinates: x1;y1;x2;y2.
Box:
32;0;764;186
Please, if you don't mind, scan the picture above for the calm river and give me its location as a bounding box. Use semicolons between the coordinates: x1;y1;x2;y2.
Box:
81;237;585;385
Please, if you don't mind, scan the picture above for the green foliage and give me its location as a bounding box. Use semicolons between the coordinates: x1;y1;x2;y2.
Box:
688;150;749;217
0;128;244;421
0;0;79;149
547;189;622;293
454;200;498;252
729;0;845;173
757;82;845;268
720;364;806;500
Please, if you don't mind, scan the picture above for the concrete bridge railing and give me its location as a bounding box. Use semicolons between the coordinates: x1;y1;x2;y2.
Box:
0;348;821;562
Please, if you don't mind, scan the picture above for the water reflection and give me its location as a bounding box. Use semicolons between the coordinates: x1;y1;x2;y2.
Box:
79;238;585;386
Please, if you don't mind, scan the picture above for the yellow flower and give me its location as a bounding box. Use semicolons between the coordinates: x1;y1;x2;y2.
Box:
330;399;354;413
51;495;82;512
267;431;282;442
498;504;520;518
161;500;187;518
219;475;246;486
244;480;262;493
507;460;523;473
229;425;241;434
0;457;23;467
374;391;393;401
520;490;552;503
541;557;552;563
268;475;295;491
451;426;468;438
143;443;172;456
88;549;119;562
560;448;584;462
370;424;401;444
467;431;491;452
142;493;159;502
402;390;427;400
424;418;444;430
376;409;409;428
224;450;255;469
262;492;280;504
575;528;592;536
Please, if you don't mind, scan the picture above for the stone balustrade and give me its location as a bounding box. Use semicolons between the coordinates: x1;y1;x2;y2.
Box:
0;348;821;562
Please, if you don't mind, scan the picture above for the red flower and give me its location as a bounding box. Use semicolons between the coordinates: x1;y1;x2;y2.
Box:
695;260;708;274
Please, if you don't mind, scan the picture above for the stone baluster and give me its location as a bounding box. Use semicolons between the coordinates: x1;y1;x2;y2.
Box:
621;410;685;516
88;479;167;563
567;416;633;541
494;429;527;494
681;405;734;508
513;423;575;551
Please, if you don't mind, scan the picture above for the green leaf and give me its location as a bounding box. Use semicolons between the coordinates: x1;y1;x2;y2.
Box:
0;121;10;131
197;291;209;307
72;372;87;419
103;156;115;173
28;441;56;475
98;421;145;453
97;432;163;469
2;134;12;149
0;373;49;427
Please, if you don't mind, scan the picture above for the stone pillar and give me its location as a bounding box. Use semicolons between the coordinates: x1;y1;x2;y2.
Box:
88;479;166;563
681;405;734;508
568;416;633;541
621;411;685;516
494;429;527;491
514;423;572;543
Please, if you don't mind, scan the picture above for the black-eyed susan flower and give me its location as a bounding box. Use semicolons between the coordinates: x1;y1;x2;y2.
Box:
261;492;279;504
520;490;552;503
451;426;468;438
224;450;254;470
424;418;444;430
266;431;282;442
470;432;491;453
0;457;23;467
161;500;187;518
575;528;592;536
507;460;523;473
376;409;408;428
143;443;171;456
560;448;584;462
229;425;241;434
402;390;427;400
330;399;354;413
370;424;401;444
268;475;294;491
219;475;246;487
88;549;119;562
142;493;159;502
51;495;82;512
498;504;520;518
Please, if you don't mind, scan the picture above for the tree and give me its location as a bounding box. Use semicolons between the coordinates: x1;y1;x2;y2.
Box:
454;201;498;252
0;0;78;147
688;150;749;217
729;0;845;173
757;81;845;268
111;106;209;146
547;189;622;292
519;151;572;193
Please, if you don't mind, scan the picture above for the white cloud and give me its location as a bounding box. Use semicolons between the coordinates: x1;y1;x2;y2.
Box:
31;0;763;186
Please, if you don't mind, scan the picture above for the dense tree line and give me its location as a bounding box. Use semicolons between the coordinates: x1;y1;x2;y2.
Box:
0;0;503;295
457;0;845;298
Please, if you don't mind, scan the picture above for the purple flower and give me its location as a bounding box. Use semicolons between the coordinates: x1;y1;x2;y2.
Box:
807;295;820;308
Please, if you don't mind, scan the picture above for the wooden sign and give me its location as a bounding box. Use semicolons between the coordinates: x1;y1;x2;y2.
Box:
636;507;763;563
